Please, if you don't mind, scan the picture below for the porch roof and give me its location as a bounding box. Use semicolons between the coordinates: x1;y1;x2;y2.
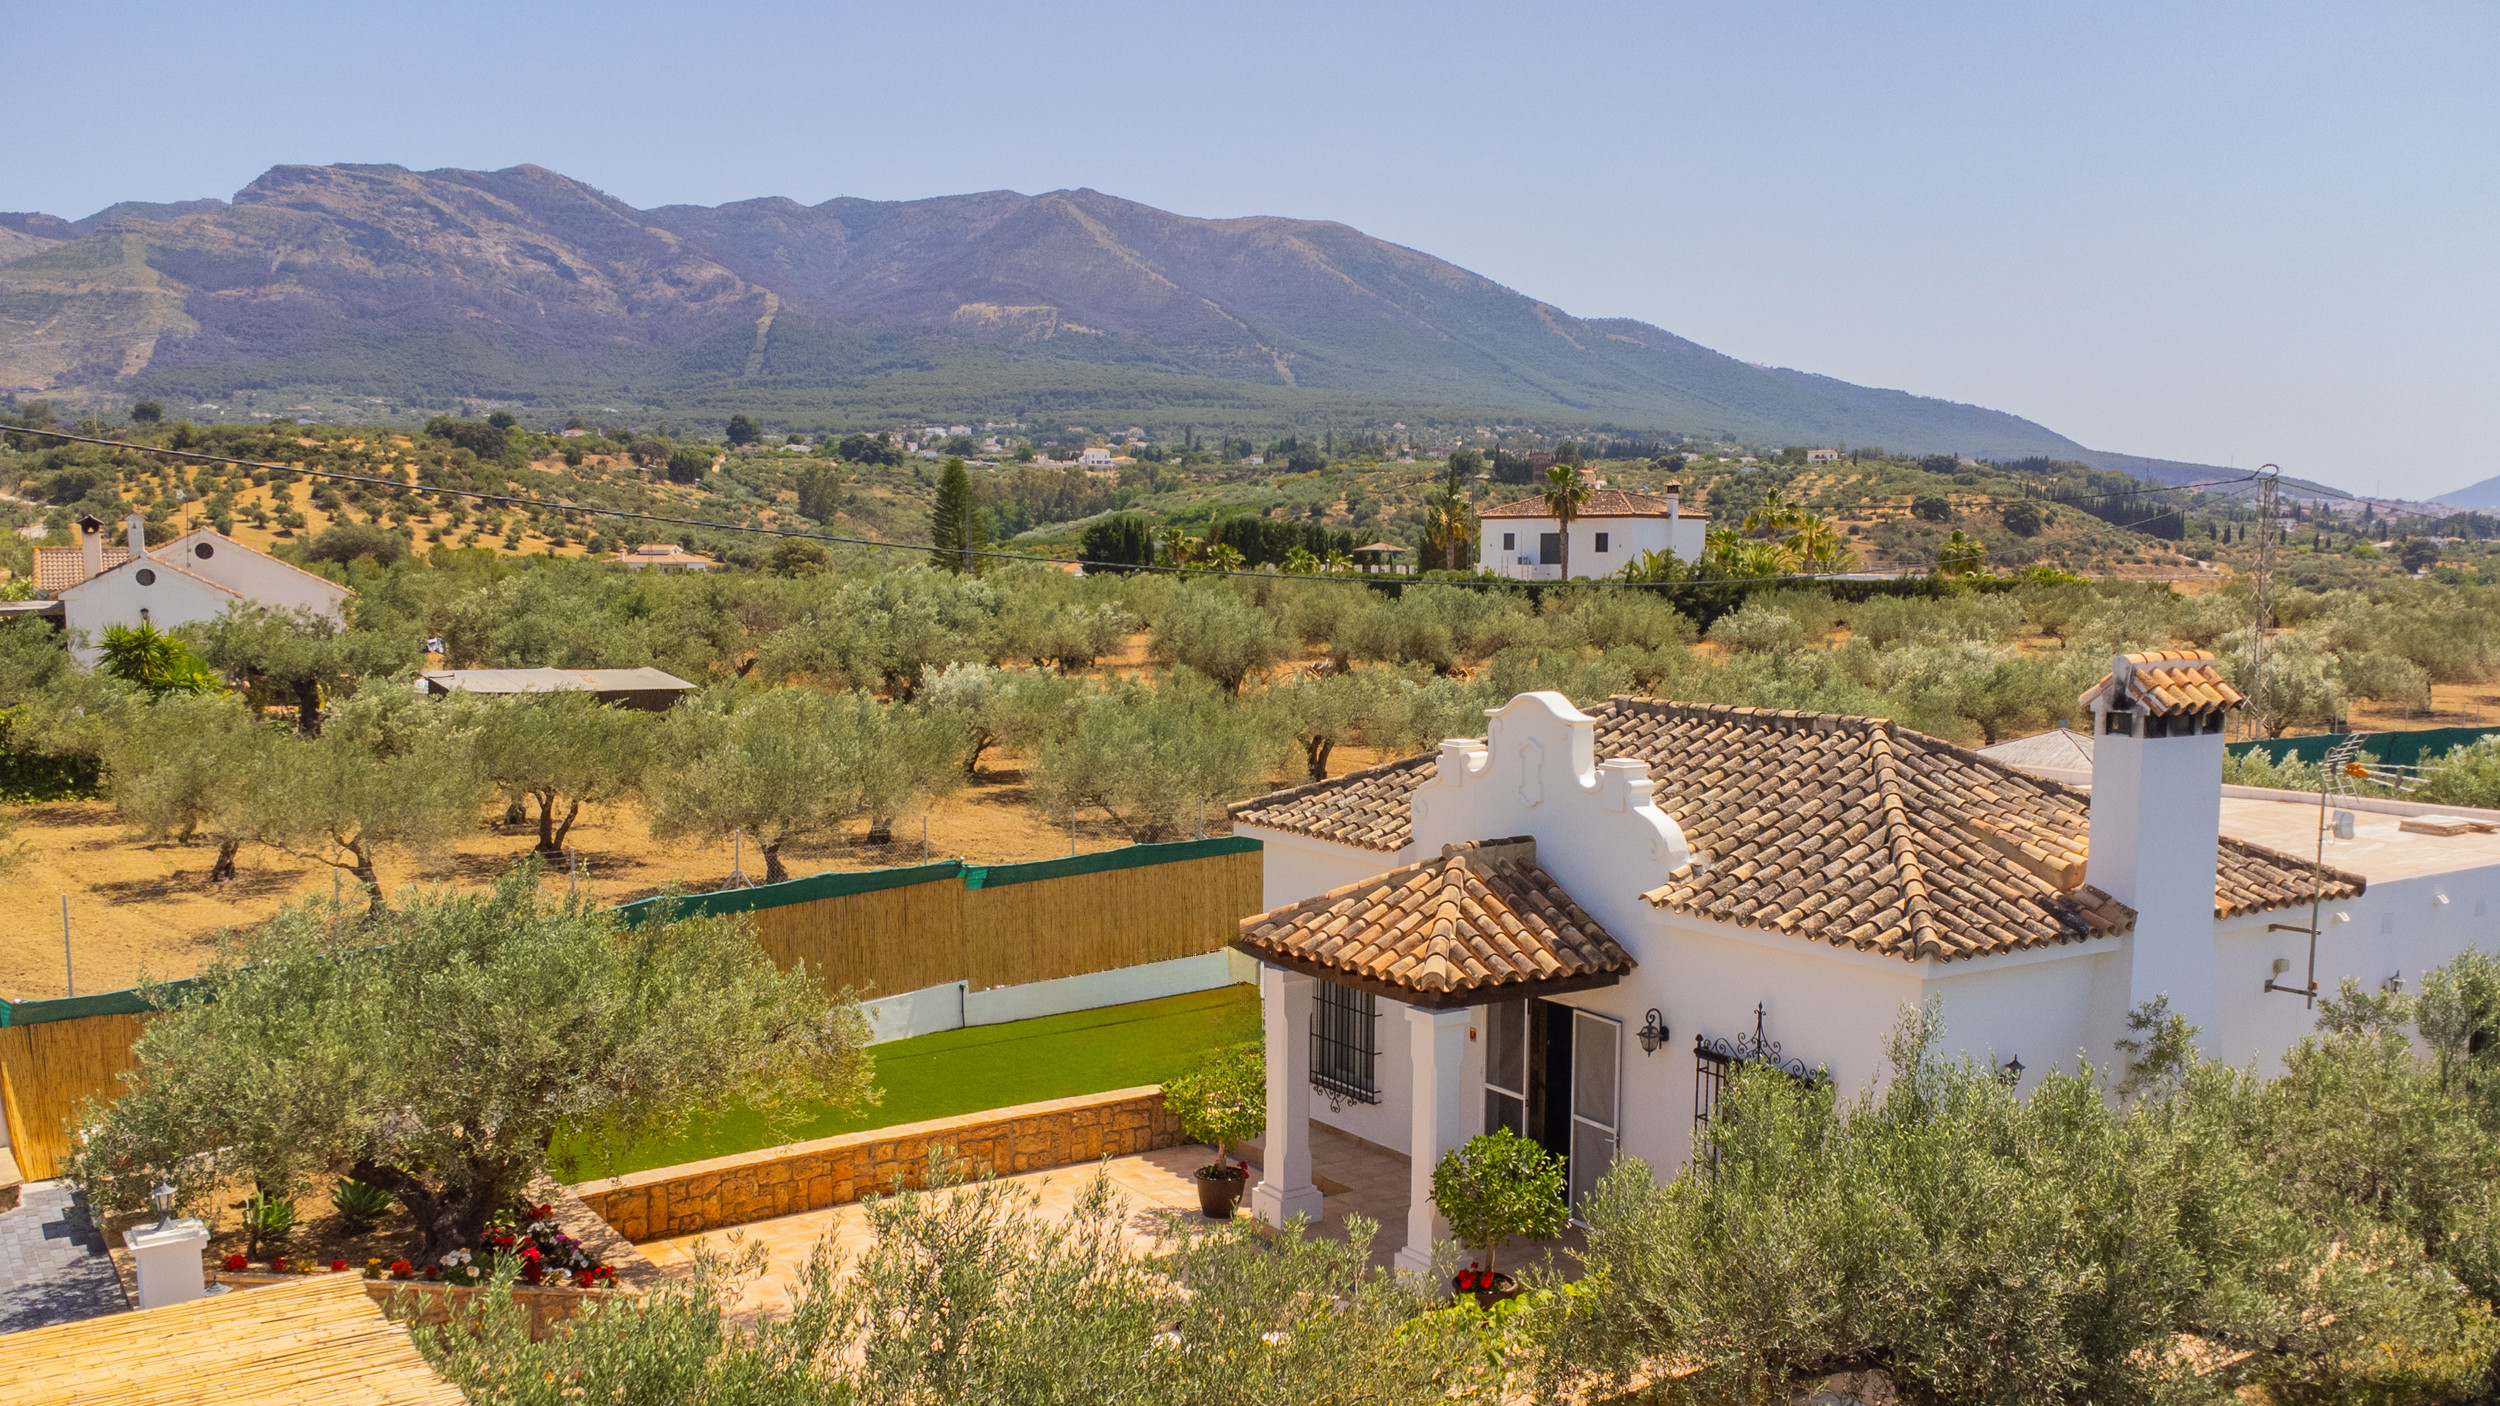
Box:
1231;837;1633;1009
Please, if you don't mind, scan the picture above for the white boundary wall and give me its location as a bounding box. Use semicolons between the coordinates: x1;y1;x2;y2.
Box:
858;951;1249;1045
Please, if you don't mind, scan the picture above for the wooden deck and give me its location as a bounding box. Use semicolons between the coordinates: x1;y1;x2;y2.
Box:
0;1272;463;1405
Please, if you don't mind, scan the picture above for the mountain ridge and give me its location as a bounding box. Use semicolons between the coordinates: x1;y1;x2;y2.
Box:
0;162;2213;472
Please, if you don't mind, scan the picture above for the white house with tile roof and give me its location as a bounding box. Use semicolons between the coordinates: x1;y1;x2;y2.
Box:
1477;485;1706;581
45;514;349;664
1225;658;2500;1275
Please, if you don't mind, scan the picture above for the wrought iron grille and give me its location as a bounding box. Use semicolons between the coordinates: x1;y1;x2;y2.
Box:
1312;981;1380;1106
1693;1003;1821;1136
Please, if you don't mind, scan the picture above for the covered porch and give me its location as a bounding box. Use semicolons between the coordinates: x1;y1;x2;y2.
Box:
1232;837;1634;1276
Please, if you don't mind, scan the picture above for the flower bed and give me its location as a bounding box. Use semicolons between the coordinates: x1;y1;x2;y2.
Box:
212;1199;623;1290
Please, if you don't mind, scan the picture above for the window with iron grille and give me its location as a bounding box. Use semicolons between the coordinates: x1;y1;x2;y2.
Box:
1694;1004;1821;1140
1312;980;1379;1105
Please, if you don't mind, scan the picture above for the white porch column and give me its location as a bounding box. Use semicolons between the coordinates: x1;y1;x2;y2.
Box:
1250;964;1325;1227
1394;1003;1474;1277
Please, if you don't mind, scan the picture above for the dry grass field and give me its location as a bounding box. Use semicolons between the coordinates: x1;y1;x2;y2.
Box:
0;742;1363;1001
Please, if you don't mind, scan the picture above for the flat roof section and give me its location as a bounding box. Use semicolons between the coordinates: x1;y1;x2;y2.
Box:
2219;795;2500;886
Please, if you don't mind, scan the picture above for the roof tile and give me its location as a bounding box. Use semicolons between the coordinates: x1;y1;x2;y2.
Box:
1232;696;2355;964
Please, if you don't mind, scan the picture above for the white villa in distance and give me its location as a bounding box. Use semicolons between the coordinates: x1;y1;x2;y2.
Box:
32;512;349;664
1478;485;1707;581
1225;654;2500;1276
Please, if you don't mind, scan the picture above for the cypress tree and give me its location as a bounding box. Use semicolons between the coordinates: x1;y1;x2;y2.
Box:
928;456;986;573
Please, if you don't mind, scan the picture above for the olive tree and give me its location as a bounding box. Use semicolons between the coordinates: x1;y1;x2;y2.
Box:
262;687;489;912
199;602;418;735
72;870;871;1258
1267;667;1411;781
1031;678;1290;842
1149;586;1285;695
100;689;283;882
650;686;961;880
472;692;656;853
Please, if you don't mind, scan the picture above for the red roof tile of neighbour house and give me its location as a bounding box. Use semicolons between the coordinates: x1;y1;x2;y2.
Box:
32;545;131;593
1477;487;1698;519
1229;697;2357;963
1232;838;1633;1007
2079;650;2243;716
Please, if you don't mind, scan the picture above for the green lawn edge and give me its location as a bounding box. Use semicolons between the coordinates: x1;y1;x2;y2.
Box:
559;984;1262;1178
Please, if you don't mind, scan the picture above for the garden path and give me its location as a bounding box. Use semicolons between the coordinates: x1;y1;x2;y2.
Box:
0;1181;128;1333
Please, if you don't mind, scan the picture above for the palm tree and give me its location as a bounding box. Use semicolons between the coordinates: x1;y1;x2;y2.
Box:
1935;528;1989;579
1541;463;1594;579
1784;513;1851;573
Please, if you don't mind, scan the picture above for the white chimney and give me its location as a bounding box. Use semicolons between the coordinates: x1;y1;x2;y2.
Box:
126;511;149;558
2083;651;2239;1038
78;514;104;580
1662;481;1681;520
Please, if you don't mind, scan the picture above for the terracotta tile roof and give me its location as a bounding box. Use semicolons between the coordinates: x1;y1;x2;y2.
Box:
32;545;131;593
2080;649;2243;716
1230;697;2352;962
1232;838;1633;1007
1478;487;1699;519
2216;837;2363;918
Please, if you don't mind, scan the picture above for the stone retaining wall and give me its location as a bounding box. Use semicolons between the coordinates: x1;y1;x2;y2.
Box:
572;1086;1186;1242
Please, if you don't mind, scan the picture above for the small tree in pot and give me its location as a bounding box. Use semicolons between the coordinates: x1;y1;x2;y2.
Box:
1431;1128;1567;1305
1162;1043;1265;1219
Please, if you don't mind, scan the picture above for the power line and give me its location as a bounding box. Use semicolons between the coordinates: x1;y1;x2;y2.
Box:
0;425;2263;592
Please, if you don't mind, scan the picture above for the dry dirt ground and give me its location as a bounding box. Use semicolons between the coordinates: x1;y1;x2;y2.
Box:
0;745;1384;1002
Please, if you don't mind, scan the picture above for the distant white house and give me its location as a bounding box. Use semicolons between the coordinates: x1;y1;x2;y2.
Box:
36;513;350;665
1805;448;1842;464
1078;446;1116;469
614;543;716;573
1477;486;1708;581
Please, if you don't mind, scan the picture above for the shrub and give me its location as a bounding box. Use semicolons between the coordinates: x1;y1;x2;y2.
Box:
1162;1043;1264;1176
1430;1128;1567;1277
305;522;409;566
331;1178;394;1228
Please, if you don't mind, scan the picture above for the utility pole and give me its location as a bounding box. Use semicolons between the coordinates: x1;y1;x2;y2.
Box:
2244;466;2281;741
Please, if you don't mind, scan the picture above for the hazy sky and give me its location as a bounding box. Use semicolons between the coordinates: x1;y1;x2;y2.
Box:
7;2;2493;498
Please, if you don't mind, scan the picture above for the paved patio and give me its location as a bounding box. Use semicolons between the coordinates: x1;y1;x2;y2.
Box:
0;1181;127;1334
636;1124;1571;1320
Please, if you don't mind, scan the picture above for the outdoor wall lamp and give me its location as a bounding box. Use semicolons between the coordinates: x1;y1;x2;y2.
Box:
1998;1056;2025;1085
1637;1009;1668;1055
151;1181;176;1228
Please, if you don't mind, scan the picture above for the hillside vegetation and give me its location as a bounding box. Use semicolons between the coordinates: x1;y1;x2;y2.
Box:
4;163;2105;457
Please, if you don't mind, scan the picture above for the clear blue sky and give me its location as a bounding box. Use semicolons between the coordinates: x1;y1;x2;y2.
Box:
7;1;2493;499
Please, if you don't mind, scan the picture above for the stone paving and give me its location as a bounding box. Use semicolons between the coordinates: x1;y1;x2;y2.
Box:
0;1181;127;1333
636;1124;1577;1322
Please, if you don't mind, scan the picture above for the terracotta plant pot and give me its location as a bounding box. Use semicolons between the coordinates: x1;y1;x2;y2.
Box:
1194;1165;1246;1219
1454;1270;1520;1309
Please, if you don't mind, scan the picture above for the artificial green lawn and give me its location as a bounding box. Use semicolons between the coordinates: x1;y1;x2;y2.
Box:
561;984;1263;1177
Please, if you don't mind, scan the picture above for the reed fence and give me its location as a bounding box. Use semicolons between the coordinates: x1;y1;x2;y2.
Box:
0;837;1262;1180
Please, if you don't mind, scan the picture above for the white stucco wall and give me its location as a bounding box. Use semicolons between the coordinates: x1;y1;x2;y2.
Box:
1239;826;1418;914
1482;512;1706;581
61;562;237;665
162;531;350;618
1243;691;2500;1191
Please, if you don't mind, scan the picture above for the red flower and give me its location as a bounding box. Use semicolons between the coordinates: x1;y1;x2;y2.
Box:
521;1244;541;1260
423;1264;441;1279
388;1260;414;1278
223;1253;247;1271
268;1256;287;1273
329;1260;348;1272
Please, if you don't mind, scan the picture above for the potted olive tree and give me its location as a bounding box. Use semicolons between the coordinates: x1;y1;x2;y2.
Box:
1162;1043;1265;1219
1430;1128;1567;1306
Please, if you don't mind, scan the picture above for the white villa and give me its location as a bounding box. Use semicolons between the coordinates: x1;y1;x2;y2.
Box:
1478;486;1707;581
1226;654;2500;1276
33;512;349;664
